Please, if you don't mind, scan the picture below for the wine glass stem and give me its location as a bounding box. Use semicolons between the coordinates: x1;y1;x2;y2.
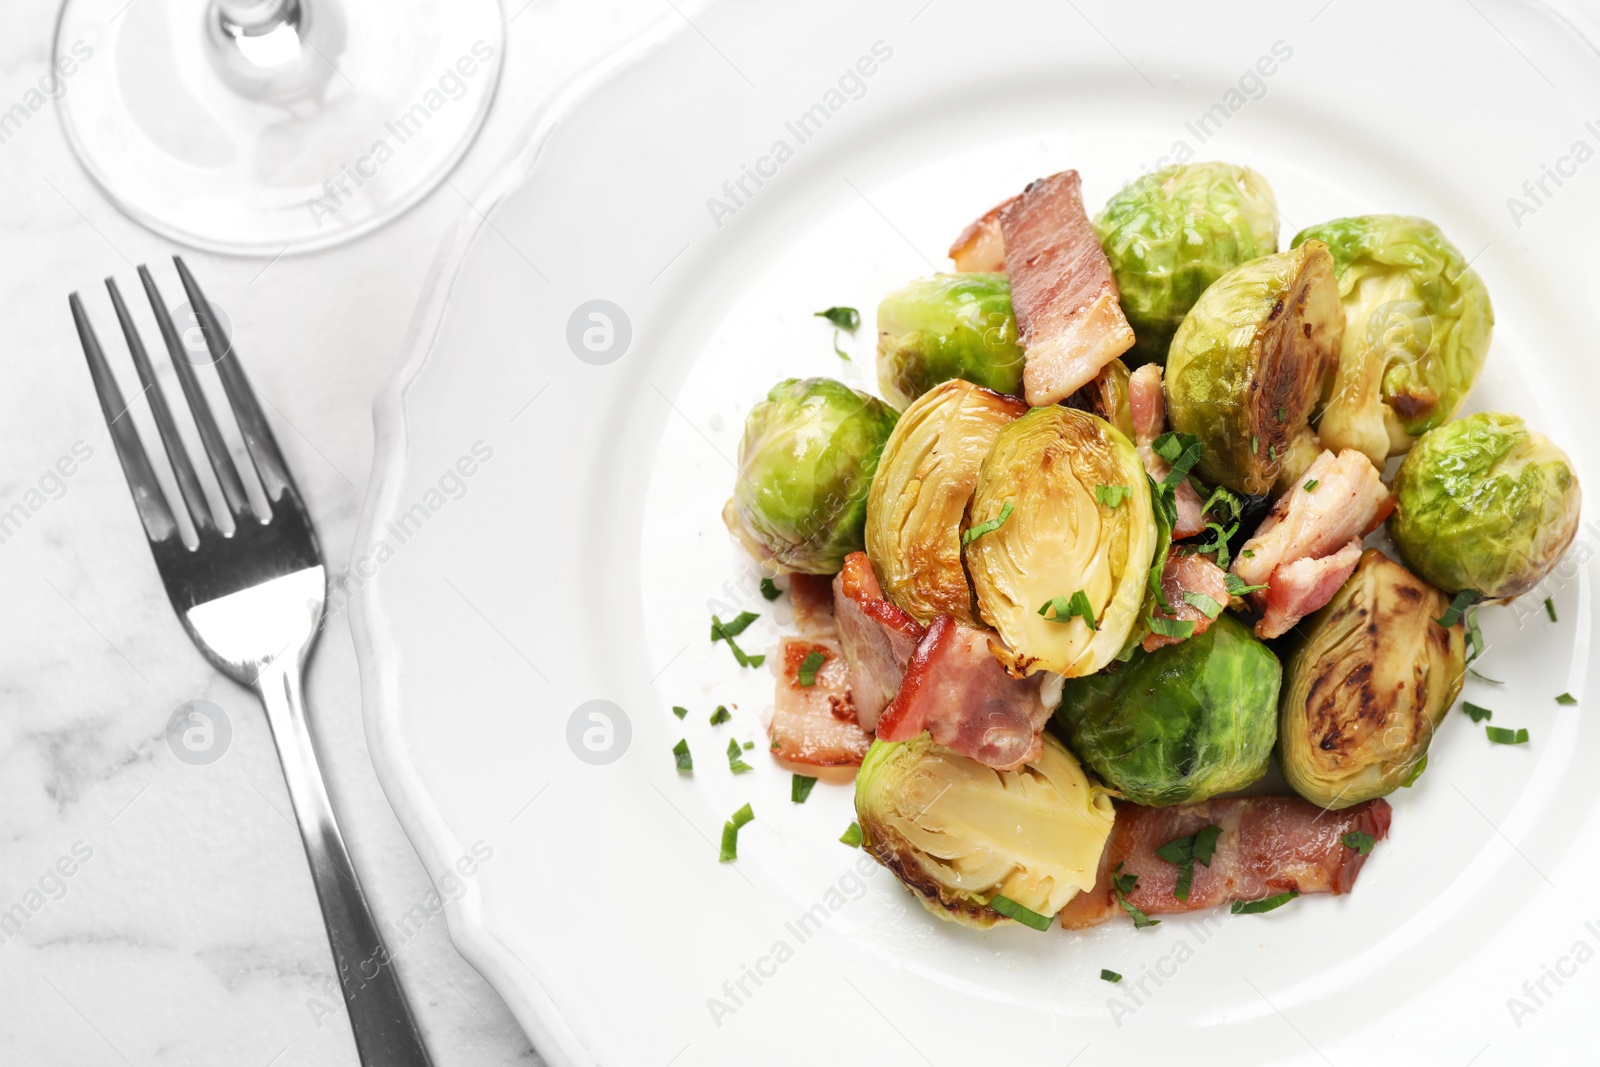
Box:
216;0;302;35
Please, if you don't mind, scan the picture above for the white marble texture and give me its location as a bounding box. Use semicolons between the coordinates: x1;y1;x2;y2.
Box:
0;1;663;1063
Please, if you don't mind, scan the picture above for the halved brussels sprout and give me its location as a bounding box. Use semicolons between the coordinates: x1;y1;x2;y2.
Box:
1388;412;1581;600
875;274;1025;410
966;406;1156;677
725;378;898;574
1096;162;1280;366
1064;357;1135;442
866;379;1027;626
1280;549;1465;809
1165;241;1343;496
855;733;1114;928
1052;612;1279;806
1294;215;1493;463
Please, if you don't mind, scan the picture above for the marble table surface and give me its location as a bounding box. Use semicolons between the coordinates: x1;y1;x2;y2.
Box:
0;1;663;1063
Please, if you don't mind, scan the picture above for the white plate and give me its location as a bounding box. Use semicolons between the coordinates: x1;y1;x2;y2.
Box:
352;3;1600;1064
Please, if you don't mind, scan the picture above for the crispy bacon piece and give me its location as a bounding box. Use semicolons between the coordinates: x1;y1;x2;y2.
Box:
876;616;1047;770
832;553;925;733
1233;449;1394;638
1144;551;1232;652
768;636;872;767
1000;171;1136;407
1128;363;1206;538
1058;796;1391;929
948;196;1016;272
786;573;837;638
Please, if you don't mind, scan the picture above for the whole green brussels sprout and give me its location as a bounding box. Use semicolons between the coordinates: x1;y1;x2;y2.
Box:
855;733;1115;928
1052;612;1280;806
724;378;898;574
1388;412;1581;600
1279;549;1465;810
1095;162;1279;366
1165;240;1344;495
1293;215;1493;464
875;273;1025;409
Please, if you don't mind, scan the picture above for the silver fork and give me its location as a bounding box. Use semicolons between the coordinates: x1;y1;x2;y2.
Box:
70;258;432;1067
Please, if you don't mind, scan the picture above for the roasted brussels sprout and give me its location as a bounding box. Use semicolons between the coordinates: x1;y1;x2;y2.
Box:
1052;613;1279;806
725;377;898;574
1165;241;1343;495
855;733;1114;928
1279;550;1465;809
1294;215;1493;464
1388;412;1582;600
966;406;1156;677
866;380;1027;626
875;274;1025;410
1096;163;1280;366
1064;357;1136;442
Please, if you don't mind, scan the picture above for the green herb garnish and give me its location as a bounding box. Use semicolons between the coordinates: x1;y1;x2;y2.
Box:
1342;831;1375;855
1096;485;1131;508
673;739;693;772
1111;863;1159;928
710;705;731;725
1224;573;1267;597
711;612;765;668
1155;824;1222;902
1436;589;1476;628
1251;435;1259;455
1303;479;1319;492
719;803;754;862
1462;701;1492;723
1183;591;1225;619
791;774;817;803
814;306;860;330
1486;726;1529;745
796;650;826;687
1545;597;1558;623
1557;692;1578;706
760;577;782;601
1039;591;1097;630
990;894;1052;931
1101;969;1123;983
1231;890;1298;915
1146;614;1197;640
963;500;1015;545
672;705;688;719
839;821;863;848
727;737;754;773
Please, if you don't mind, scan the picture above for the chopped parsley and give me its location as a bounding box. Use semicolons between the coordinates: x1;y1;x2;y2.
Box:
1155;824;1221;902
1557;692;1578;706
990;894;1052;931
1468;667;1503;685
719;803;754;862
1146;614;1197;640
1152;432;1204;486
1242;549;1255;559
1100;969;1123;983
743;741;754;750
1342;831;1375;855
1436;589;1476;628
1111;863;1159;928
1276;406;1286;423
673;739;693;772
1268;443;1277;462
1465;606;1486;664
1232;890;1298;915
1251;435;1259;455
672;705;688;719
814;306;860;330
727;738;754;773
839;821;863;848
1303;479;1319;492
760;577;782;601
791;774;817;803
1095;485;1131;508
710;705;731;725
1545;597;1558;623
963;500;1015;545
1183;591;1225;619
711;612;765;668
1224;573;1267;597
1462;701;1493;723
1039;591;1097;630
1486;725;1529;745
796;649;827;687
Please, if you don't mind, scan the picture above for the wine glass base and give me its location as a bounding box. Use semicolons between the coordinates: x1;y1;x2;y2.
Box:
54;0;504;256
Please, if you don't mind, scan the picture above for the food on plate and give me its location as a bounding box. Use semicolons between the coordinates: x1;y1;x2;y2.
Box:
1052;613;1280;806
855;733;1115;928
1279;550;1466;809
1293;215;1493;464
865;380;1027;625
1388;412;1581;600
965;406;1156;677
1058;795;1390;927
1232;448;1394;638
875;274;1025;410
725;377;898;574
715;159;1579;946
1095;163;1280;366
1000;170;1136;406
1165;240;1343;495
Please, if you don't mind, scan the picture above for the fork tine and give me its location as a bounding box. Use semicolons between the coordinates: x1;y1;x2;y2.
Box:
138;265;253;521
174;256;295;505
69;292;179;543
106;277;215;533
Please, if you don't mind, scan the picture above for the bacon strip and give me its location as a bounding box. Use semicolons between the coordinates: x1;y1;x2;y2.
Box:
1129;363;1206;538
767;574;872;766
832;553;926;734
1058;796;1391;928
1233;449;1394;639
1143;551;1232;652
948;196;1015;272
875;616;1048;771
1000;171;1136;407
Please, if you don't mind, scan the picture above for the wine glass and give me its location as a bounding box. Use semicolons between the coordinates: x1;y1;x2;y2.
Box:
53;0;504;255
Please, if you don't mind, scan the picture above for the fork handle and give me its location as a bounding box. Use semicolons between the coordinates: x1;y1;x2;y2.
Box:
255;660;434;1067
